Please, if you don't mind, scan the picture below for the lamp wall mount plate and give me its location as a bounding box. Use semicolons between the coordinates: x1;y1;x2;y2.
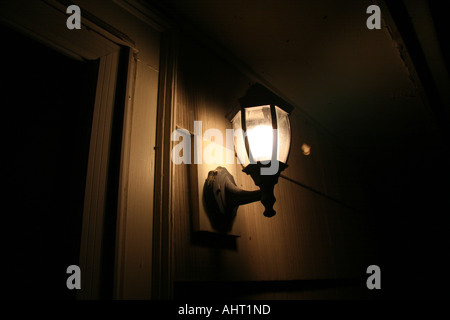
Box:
204;166;260;233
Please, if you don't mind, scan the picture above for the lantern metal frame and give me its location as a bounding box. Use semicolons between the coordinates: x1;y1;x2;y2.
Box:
203;83;293;232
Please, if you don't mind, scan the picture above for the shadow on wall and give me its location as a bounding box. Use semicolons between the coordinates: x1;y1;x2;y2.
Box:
173;278;381;300
364;145;450;299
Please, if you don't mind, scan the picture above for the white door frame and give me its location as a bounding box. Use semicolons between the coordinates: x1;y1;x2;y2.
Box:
1;0;170;299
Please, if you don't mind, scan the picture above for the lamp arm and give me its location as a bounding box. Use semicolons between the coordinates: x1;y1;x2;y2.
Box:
242;162;288;217
224;178;261;207
224;174;276;217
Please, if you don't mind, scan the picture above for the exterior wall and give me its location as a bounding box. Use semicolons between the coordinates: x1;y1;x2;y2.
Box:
171;35;377;298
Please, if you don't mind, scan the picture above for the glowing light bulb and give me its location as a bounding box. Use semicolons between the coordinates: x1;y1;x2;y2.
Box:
247;124;273;161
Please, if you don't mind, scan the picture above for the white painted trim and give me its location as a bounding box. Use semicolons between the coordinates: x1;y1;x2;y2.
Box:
78;50;120;299
113;0;171;32
113;48;137;299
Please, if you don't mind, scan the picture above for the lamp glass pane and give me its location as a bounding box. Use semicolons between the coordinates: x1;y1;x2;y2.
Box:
231;111;249;165
245;105;273;162
275;106;291;163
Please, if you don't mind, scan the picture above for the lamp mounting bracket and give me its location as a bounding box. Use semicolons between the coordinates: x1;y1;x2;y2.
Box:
204;167;261;233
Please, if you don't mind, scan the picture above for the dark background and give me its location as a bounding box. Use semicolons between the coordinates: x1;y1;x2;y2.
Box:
1;24;98;299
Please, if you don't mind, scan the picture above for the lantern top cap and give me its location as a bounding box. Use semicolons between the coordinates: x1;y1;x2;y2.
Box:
227;83;294;121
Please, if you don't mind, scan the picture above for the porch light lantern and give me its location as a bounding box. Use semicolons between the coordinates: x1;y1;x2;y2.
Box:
203;83;293;232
